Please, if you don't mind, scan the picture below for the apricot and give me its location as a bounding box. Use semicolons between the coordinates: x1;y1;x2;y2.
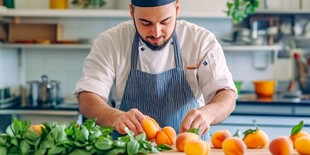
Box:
155;126;177;146
269;136;293;155
29;124;44;135
243;128;269;149
184;139;210;155
176;132;200;152
141;116;160;140
290;130;309;147
211;129;232;148
222;137;246;155
294;136;310;155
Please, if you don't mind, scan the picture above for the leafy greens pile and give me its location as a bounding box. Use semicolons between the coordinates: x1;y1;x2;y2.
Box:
0;118;171;155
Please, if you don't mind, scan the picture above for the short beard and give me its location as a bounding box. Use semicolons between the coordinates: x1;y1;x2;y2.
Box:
133;20;175;51
141;36;171;51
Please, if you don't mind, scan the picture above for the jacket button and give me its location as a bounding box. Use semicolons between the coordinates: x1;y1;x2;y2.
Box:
140;47;145;51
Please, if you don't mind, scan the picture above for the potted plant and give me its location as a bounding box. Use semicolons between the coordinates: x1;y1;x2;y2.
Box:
71;0;106;9
225;0;260;24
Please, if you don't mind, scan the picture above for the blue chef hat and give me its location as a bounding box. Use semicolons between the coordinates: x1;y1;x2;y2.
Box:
131;0;176;7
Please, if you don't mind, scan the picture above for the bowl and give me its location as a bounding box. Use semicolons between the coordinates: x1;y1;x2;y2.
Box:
253;80;276;98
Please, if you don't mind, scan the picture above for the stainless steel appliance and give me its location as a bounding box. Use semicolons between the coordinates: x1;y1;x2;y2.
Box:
27;75;61;106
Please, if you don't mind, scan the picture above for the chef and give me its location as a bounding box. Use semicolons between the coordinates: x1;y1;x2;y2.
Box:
75;0;237;139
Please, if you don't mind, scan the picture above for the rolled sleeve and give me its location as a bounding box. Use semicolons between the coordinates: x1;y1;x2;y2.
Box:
74;33;115;101
198;33;237;104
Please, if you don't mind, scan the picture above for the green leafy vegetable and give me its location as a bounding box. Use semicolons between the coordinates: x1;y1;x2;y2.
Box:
0;118;166;155
291;120;304;135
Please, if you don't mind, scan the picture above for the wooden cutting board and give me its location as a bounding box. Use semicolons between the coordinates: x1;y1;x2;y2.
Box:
152;148;299;155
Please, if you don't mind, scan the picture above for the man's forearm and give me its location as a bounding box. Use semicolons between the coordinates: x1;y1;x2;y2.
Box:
78;91;124;127
199;89;236;125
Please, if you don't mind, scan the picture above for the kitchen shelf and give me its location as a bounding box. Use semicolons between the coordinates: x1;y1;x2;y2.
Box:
0;43;92;49
0;8;228;18
222;44;282;51
1;43;282;51
255;9;310;14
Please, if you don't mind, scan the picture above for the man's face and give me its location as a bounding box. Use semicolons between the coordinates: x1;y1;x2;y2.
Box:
130;2;179;50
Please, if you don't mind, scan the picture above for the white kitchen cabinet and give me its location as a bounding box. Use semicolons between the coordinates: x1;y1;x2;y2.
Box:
265;0;299;10
180;0;228;18
211;115;310;140
0;6;230;18
256;0;310;13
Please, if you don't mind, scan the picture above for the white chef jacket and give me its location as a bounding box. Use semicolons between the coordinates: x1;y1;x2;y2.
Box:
75;20;237;109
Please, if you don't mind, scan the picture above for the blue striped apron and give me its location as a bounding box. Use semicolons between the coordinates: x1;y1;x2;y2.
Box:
112;32;207;140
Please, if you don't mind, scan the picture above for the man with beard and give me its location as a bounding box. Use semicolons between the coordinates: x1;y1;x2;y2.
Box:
75;0;237;139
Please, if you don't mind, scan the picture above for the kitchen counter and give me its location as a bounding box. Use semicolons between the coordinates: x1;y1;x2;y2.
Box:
0;102;79;115
233;94;310;117
153;148;298;155
1;94;310;116
0;102;81;130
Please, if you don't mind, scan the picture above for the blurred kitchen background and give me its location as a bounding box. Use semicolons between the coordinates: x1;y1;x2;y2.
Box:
1;0;310;139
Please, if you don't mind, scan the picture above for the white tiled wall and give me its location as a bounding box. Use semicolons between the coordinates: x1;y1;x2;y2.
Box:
0;48;19;95
0;16;276;102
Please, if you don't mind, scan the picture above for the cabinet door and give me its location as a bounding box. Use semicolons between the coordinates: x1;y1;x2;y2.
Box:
180;0;228;17
266;0;299;10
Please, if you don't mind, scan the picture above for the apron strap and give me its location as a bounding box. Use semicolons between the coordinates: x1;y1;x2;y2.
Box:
130;33;140;70
172;32;183;69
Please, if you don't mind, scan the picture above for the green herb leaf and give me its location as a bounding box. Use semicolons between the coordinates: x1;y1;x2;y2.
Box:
12;118;23;135
0;146;7;155
10;138;18;146
41;135;54;149
233;130;242;138
127;140;140;155
85;145;93;151
151;146;160;153
95;137;113;150
5;126;14;137
106;148;126;155
243;127;258;139
113;140;126;148
89;127;102;141
48;145;66;155
156;144;173;151
69;149;92;155
138;147;148;155
138;140;153;150
82;118;97;130
187;128;201;135
125;127;134;138
25;130;41;141
291;120;304;135
49;127;65;143
135;132;146;141
35;148;46;155
20;140;31;155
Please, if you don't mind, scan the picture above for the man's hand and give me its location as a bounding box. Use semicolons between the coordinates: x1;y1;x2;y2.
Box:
179;109;211;136
113;108;146;135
